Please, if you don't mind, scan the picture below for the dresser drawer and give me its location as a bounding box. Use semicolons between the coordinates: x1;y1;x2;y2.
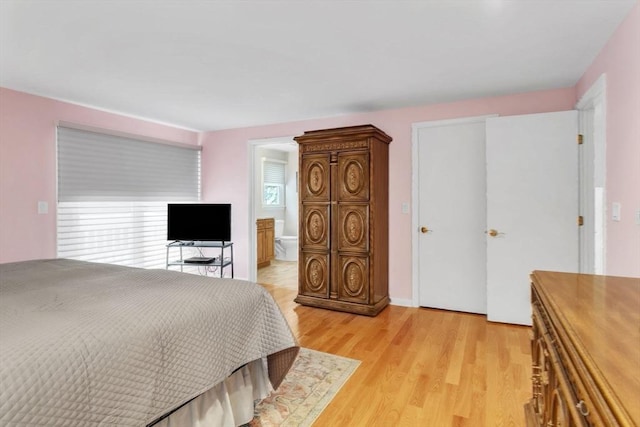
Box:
528;271;639;427
550;311;615;426
542;323;590;427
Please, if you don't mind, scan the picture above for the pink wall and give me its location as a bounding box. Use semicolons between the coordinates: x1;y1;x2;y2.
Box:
2;3;635;294
201;88;576;301
577;3;640;278
0;88;199;263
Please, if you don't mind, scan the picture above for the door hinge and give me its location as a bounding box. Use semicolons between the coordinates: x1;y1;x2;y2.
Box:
577;216;584;226
577;134;584;145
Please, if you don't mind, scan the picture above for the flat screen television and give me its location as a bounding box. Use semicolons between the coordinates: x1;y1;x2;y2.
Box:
167;203;231;242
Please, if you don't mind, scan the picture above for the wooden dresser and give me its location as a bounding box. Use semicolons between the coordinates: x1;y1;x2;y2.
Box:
256;218;275;268
294;125;391;316
526;271;640;427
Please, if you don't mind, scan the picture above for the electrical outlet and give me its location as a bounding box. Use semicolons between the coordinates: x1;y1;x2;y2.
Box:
635;210;640;225
401;202;410;214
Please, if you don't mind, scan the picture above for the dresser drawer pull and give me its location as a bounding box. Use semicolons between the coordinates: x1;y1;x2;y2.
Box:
576;400;590;416
541;371;548;385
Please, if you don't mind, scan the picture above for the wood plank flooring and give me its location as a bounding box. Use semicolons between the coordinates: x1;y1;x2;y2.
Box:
257;262;532;426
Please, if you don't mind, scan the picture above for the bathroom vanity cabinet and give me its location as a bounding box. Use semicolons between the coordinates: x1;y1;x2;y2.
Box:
256;217;275;268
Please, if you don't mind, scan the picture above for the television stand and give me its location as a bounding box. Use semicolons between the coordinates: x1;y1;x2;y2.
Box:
166;241;234;278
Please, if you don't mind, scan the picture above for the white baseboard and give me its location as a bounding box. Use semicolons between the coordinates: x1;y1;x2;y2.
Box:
389;297;415;307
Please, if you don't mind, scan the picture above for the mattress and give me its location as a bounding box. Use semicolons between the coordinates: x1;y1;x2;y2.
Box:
0;259;299;426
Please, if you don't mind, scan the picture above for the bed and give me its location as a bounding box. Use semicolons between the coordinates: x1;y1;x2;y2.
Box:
0;259;299;426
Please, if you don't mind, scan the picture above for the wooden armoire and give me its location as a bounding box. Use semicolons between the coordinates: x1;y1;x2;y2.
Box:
294;125;391;316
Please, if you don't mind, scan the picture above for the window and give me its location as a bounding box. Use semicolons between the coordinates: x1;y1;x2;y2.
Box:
262;158;286;208
56;124;200;268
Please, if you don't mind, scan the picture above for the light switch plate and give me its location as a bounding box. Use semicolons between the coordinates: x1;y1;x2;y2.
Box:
612;202;621;221
37;201;48;214
401;202;410;214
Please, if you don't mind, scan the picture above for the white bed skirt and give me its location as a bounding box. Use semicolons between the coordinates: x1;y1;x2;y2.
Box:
154;358;272;427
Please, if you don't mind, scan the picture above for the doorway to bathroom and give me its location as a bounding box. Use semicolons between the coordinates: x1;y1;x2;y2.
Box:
248;136;299;289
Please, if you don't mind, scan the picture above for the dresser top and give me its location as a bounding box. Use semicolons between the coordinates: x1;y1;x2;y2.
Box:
531;270;640;424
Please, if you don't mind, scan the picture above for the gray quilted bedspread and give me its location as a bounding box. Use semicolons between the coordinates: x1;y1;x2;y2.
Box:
0;259;299;426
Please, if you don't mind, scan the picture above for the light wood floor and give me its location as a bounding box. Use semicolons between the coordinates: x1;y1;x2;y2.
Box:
257;260;298;289
257;262;532;426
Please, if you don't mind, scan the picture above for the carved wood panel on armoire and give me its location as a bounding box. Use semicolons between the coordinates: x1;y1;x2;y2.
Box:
294;124;391;316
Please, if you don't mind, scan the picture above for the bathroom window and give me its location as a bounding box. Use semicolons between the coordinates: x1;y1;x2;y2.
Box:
262;158;286;208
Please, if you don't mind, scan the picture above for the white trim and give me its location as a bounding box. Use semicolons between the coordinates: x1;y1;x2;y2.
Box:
389;298;414;307
28;90;202;132
56;120;201;151
412;114;496;130
576;74;606;109
575;74;607;274
411;114;497;307
261;157;287;164
247;135;297;283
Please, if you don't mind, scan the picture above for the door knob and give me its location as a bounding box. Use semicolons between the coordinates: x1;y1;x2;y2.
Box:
420;226;432;234
486;229;504;237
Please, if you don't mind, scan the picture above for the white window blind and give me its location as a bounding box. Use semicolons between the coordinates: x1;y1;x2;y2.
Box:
262;158;286;207
57;125;200;268
58;126;199;201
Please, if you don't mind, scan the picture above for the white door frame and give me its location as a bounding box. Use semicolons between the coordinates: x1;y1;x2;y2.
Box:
576;74;607;274
247;135;297;283
411;114;497;307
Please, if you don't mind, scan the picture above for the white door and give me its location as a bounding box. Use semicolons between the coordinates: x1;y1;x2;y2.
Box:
486;111;579;325
417;117;488;314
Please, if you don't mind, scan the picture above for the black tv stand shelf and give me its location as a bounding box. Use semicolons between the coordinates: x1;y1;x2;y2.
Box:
166;241;234;278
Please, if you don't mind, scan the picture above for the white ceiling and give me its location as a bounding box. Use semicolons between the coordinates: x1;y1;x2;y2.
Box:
0;0;636;131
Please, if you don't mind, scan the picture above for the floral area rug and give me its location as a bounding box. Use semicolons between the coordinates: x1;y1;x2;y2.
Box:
249;348;360;426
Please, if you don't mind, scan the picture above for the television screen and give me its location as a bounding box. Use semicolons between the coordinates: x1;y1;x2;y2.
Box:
167;204;231;242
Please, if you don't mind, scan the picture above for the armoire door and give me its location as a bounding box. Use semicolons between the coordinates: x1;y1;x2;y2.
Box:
336;151;370;304
299;153;331;298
